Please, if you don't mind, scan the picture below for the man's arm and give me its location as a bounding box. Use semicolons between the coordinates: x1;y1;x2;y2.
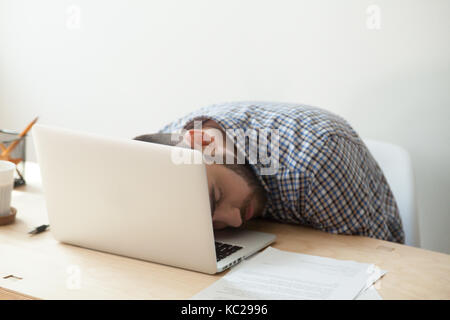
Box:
304;134;405;243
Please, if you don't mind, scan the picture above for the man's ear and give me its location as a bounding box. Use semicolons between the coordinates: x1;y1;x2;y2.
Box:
183;129;215;150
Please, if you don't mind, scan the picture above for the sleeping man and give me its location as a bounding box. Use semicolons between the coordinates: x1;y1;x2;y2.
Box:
134;101;405;243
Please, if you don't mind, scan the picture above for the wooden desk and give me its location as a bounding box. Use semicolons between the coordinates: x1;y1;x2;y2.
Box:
1;162;449;300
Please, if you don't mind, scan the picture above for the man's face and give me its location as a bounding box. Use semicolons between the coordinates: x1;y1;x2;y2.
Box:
182;120;261;229
205;163;257;229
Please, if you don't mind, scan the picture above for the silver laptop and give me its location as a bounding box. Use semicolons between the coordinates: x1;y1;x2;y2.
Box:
32;124;275;274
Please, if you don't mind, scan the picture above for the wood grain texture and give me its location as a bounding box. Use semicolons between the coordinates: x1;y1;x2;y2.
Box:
0;287;34;300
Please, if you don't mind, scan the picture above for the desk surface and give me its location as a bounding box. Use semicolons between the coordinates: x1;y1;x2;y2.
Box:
1;162;449;300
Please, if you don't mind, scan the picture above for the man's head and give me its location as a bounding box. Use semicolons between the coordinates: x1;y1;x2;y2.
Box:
134;120;267;229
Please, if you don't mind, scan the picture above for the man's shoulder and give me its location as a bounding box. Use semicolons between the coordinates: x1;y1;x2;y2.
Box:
159;101;355;131
159;101;362;171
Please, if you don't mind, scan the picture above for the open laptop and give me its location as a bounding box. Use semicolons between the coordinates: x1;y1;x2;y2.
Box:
32;124;275;274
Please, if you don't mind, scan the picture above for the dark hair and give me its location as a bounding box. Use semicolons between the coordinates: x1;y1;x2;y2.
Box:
133;133;267;214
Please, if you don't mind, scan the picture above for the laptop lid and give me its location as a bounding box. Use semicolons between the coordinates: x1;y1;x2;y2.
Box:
33;124;218;274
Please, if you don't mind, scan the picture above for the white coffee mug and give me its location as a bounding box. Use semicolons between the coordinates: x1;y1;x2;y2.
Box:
0;160;16;216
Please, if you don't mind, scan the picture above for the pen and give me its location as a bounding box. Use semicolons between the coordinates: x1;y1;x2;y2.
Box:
28;224;50;235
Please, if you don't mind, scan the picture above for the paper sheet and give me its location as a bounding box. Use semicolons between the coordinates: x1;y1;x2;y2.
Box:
192;247;385;300
355;285;383;300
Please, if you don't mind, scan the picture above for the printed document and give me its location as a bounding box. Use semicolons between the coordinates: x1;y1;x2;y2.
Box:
192;247;385;300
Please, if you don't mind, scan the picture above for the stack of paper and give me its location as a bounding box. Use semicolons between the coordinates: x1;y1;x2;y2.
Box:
192;247;385;300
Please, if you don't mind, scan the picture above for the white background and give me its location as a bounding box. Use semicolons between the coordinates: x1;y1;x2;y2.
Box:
1;0;449;253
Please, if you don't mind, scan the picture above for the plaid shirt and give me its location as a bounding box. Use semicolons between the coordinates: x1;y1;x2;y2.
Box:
159;101;405;243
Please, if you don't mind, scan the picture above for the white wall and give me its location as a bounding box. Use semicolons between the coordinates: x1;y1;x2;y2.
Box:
1;0;449;253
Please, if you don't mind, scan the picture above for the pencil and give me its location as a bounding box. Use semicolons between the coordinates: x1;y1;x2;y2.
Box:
1;117;39;157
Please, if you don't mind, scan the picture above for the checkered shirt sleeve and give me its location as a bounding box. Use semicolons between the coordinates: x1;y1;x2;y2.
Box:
304;134;405;243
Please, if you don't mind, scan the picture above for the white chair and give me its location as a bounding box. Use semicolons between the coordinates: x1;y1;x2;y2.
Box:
363;139;420;247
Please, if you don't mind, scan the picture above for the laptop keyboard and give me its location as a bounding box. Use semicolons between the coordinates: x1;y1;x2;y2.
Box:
215;241;243;262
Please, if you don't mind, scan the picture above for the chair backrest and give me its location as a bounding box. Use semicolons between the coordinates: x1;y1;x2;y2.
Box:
363;139;420;247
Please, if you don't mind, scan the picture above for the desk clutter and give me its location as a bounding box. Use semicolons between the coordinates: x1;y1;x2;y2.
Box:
0;117;38;226
192;247;385;300
0;117;39;188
